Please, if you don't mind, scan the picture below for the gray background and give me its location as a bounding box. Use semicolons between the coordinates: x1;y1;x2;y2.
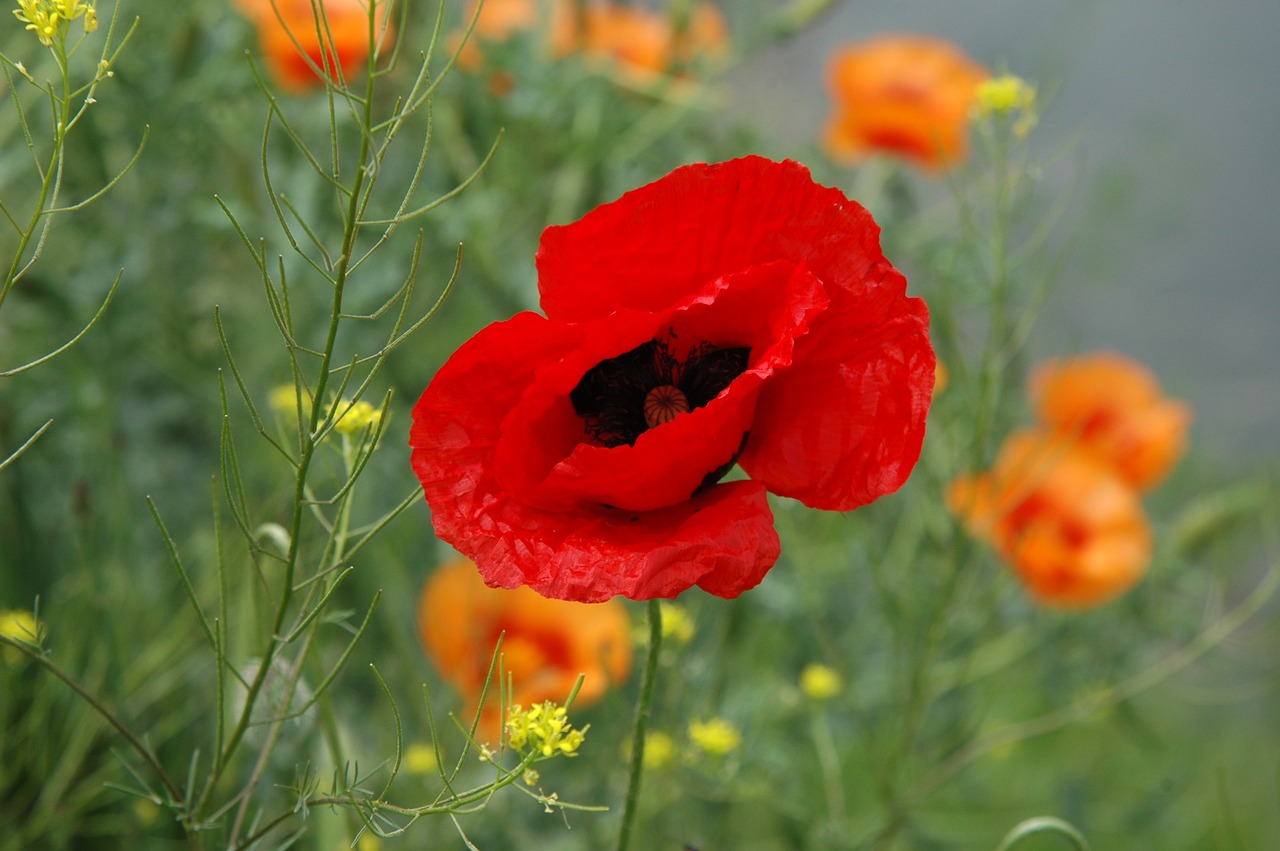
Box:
731;0;1280;469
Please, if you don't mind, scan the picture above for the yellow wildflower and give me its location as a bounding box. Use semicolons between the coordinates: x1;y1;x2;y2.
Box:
13;0;58;45
334;399;383;436
0;609;39;664
132;797;160;825
505;702;588;758
642;730;675;770
659;602;695;645
799;663;842;701
268;384;302;417
688;717;740;756
974;73;1038;136
12;0;95;47
403;742;438;775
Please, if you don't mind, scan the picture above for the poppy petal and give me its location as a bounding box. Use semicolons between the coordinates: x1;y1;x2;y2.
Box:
537;156;884;323
411;313;781;602
410;311;574;527
738;265;934;510
495;260;829;512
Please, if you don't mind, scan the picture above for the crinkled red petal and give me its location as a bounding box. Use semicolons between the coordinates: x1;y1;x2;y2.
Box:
410;314;782;602
738;265;935;510
495;261;828;512
537;156;885;322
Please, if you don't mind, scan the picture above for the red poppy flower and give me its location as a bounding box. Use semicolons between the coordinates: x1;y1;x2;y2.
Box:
409;157;935;602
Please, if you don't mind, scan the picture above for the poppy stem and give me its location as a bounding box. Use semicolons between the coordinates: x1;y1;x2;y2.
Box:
614;598;663;851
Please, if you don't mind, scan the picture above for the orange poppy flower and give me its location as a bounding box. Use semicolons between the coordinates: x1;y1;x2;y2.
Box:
417;557;632;738
552;2;728;84
823;34;989;170
948;430;1153;608
1029;352;1191;491
234;0;393;93
453;0;727;85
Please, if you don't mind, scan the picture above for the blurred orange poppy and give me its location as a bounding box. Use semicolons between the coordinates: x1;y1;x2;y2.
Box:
417;558;632;738
948;430;1152;608
823;34;989;170
553;2;727;84
234;0;393;93
1030;352;1191;491
453;0;727;85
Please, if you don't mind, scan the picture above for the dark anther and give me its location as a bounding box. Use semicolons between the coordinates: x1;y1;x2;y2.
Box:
570;335;751;449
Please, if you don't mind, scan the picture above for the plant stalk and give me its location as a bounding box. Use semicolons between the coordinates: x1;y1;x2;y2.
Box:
614;599;662;851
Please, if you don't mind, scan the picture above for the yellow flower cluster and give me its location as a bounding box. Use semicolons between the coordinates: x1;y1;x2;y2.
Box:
974;74;1038;137
268;384;303;417
403;742;438;775
659;602;695;645
0;609;39;664
505;702;588;758
334;399;383;436
688;717;740;756
799;663;842;701
13;0;96;47
642;730;675;769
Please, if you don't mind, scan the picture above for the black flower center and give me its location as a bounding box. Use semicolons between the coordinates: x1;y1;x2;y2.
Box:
569;336;751;449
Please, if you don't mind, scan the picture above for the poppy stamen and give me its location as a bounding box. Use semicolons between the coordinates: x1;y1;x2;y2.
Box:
643;385;689;428
570;337;749;448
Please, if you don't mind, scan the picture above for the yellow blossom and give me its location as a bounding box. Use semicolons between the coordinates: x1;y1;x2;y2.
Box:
12;0;95;47
403;742;438;775
659;602;695;645
799;663;842;701
1;609;39;663
974;74;1038;137
522;768;540;786
505;702;588;758
268;384;302;417
689;717;740;756
132;797;160;825
642;730;675;769
334;399;383;436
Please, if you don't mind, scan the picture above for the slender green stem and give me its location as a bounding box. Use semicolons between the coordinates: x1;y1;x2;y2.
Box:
1;44;71;305
995;817;1090;851
614;599;662;851
207;12;381;834
809;708;846;826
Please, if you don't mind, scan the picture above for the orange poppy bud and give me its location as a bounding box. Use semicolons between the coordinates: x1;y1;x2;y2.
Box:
948;430;1152;608
823;34;989;171
234;0;393;93
1029;352;1191;491
417;558;632;739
